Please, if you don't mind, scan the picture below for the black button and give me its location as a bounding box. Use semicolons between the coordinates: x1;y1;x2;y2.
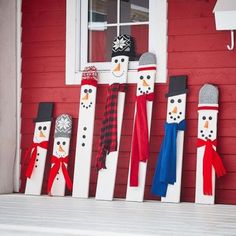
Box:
82;135;86;139
37;153;39;156
36;159;38;162
56;178;59;180
35;165;37;168
82;143;85;147
83;127;87;131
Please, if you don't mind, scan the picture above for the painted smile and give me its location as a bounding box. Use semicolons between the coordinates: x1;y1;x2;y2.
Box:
112;70;125;78
168;111;182;121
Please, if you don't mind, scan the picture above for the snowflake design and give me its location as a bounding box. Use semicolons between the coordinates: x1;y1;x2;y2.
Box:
57;117;71;130
113;37;126;50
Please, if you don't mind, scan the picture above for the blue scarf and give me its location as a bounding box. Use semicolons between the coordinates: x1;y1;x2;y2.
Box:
151;119;186;197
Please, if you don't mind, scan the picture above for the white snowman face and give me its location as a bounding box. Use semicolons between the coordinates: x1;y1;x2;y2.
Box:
198;110;218;140
166;93;186;123
111;55;129;83
53;137;70;158
137;70;155;96
80;85;96;110
33;121;51;143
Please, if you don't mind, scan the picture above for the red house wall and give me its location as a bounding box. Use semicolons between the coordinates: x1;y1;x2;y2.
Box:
20;0;236;204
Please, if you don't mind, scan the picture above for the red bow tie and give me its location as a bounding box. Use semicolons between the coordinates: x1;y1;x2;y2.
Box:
197;138;226;195
25;141;49;178
47;155;72;194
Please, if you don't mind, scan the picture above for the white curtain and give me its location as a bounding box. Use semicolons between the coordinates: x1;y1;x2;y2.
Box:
0;0;17;193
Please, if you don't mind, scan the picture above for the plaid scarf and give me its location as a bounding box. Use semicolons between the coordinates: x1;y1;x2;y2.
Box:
129;93;154;187
96;83;127;170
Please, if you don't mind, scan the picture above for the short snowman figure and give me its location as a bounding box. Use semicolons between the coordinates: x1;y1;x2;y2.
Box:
128;52;156;188
72;66;98;198
195;84;226;204
24;102;53;195
48;114;73;196
152;76;188;199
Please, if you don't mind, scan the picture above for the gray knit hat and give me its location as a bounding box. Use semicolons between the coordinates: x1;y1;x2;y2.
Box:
54;114;72;138
199;84;219;104
139;52;156;67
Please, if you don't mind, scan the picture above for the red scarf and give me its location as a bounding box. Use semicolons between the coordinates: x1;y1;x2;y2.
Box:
197;138;226;195
129;93;154;187
47;156;72;193
25;141;49;178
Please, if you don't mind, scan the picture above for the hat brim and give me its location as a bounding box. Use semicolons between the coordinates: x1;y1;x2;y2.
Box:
34;118;53;123
165;89;188;98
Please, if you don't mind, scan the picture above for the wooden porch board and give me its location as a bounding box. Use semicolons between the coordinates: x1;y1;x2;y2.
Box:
0;194;235;236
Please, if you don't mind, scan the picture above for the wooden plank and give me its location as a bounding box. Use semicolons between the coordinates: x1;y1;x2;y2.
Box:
22;11;65;28
22;0;66;13
22;26;65;42
168;34;230;52
168;17;217;36
168;0;216;19
22;41;65;58
169;51;236;69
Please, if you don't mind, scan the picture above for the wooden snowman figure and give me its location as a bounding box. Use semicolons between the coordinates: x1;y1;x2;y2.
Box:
195;84;226;204
47;114;73;196
152;76;188;203
126;52;156;202
96;34;134;200
25;102;53;195
72;66;98;198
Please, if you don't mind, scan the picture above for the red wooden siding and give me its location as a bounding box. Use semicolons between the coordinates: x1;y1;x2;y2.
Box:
20;0;236;204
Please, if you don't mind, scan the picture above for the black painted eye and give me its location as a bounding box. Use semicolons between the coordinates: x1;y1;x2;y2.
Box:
170;99;174;103
140;76;144;80
147;75;151;80
202;116;206;120
62;141;66;145
209;116;212;120
89;89;92;93
121;58;125;62
38;126;42;131
115;59;118;63
178;99;182;103
57;141;60;145
43;126;47;131
84;89;88;93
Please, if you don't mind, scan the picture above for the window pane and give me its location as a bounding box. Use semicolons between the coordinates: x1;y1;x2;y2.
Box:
120;25;149;61
120;0;149;23
88;26;117;62
88;0;117;25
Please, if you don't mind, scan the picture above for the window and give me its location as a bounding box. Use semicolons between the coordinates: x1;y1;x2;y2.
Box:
66;0;167;84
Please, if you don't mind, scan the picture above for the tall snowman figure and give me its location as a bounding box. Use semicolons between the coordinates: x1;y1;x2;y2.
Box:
96;34;135;201
48;114;73;196
72;66;98;198
126;52;156;202
25;102;53;195
152;76;188;203
195;84;226;204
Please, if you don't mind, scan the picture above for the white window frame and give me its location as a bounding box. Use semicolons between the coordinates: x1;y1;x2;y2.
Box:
66;0;167;85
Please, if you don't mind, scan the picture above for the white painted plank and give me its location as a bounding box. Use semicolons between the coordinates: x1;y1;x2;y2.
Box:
73;79;97;198
161;93;187;203
95;93;125;201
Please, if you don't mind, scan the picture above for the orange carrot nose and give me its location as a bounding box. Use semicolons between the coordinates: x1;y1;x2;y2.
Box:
82;93;89;100
114;63;120;72
204;120;209;128
58;144;65;152
39;130;46;138
142;80;149;87
172;106;177;114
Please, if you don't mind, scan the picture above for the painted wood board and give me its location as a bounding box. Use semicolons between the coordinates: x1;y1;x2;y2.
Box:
126;52;156;202
48;114;72;196
73;67;98;198
25;102;53;195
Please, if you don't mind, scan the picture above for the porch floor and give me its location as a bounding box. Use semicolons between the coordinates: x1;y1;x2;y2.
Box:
0;194;235;236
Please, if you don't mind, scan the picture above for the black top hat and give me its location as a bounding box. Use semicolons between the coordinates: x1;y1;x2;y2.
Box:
111;34;135;58
165;75;188;97
34;102;54;122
